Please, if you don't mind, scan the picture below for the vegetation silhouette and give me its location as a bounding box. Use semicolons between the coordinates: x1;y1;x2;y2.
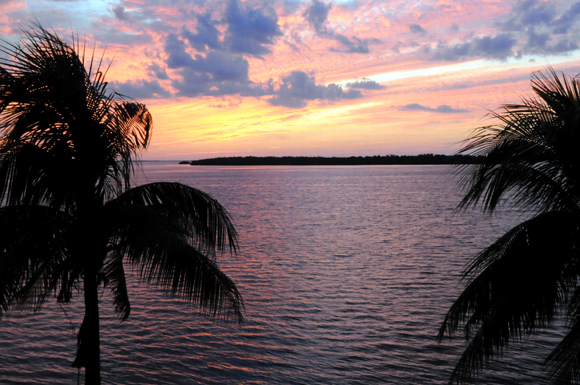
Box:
0;24;243;384
189;154;481;166
438;67;580;384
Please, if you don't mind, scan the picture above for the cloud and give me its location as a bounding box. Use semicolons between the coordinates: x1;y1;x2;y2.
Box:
551;1;580;34
164;33;362;105
182;12;222;52
409;24;426;34
171;68;267;98
400;104;469;113
112;5;131;22
338;0;361;9
112;79;171;99
88;19;154;46
148;63;169;80
523;29;578;54
194;51;250;82
167;35;251;83
223;0;283;58
499;0;580;37
164;33;260;97
303;0;331;32
346;79;385;90
516;0;555;27
331;34;377;53
433;34;516;61
284;0;302;14
432;0;580;61
268;71;361;108
165;33;196;69
473;34;516;59
499;0;556;32
302;0;376;53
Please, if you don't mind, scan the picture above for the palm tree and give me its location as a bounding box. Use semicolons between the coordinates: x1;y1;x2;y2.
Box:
0;24;243;384
437;67;580;384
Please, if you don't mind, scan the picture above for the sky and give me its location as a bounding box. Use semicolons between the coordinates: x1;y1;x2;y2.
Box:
1;0;580;160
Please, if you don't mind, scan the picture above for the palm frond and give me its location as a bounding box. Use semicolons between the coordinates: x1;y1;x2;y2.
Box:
0;24;242;381
456;66;580;216
438;211;580;384
0;23;152;206
133;239;243;324
111;182;238;255
102;250;131;320
545;320;580;385
103;201;243;324
99;101;152;199
0;143;78;209
0;205;75;318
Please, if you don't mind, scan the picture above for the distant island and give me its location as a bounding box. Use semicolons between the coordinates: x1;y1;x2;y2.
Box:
186;154;481;166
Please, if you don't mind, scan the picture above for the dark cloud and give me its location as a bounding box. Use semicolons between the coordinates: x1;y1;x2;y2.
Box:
499;0;580;37
331;34;378;53
499;0;556;31
472;34;516;59
409;24;426;34
431;42;470;61
284;0;302;14
346;79;385;90
182;12;221;52
400;104;469;113
170;69;213;97
171;67;267;98
515;0;555;26
433;34;516;61
112;79;171;99
148;63;169;80
194;51;249;82
303;0;331;32
171;1;282;58
339;0;361;9
303;0;376;53
551;1;580;34
164;33;258;97
223;0;282;58
169;48;250;83
525;29;553;50
268;71;361;108
165;33;197;69
523;29;578;54
112;5;130;21
433;0;580;61
159;12;369;105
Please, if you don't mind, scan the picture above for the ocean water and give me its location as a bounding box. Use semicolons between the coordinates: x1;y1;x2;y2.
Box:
0;164;564;384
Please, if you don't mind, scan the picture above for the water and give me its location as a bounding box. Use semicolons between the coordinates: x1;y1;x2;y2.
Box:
0;164;563;384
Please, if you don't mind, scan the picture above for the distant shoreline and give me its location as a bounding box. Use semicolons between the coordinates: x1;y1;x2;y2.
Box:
185;154;481;166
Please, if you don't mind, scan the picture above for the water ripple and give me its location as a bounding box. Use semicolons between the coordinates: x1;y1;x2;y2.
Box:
0;165;557;384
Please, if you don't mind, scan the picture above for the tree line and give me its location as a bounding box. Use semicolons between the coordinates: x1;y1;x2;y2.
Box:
189;154;481;166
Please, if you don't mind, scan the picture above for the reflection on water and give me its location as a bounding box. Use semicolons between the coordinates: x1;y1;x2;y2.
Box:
0;164;562;384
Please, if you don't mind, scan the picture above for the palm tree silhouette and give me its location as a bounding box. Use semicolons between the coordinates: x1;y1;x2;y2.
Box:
438;67;580;384
0;25;243;384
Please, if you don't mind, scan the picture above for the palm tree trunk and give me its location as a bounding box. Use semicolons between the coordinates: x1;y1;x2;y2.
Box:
83;270;101;385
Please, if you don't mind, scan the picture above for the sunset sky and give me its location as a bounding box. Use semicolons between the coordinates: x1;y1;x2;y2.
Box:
2;0;580;160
